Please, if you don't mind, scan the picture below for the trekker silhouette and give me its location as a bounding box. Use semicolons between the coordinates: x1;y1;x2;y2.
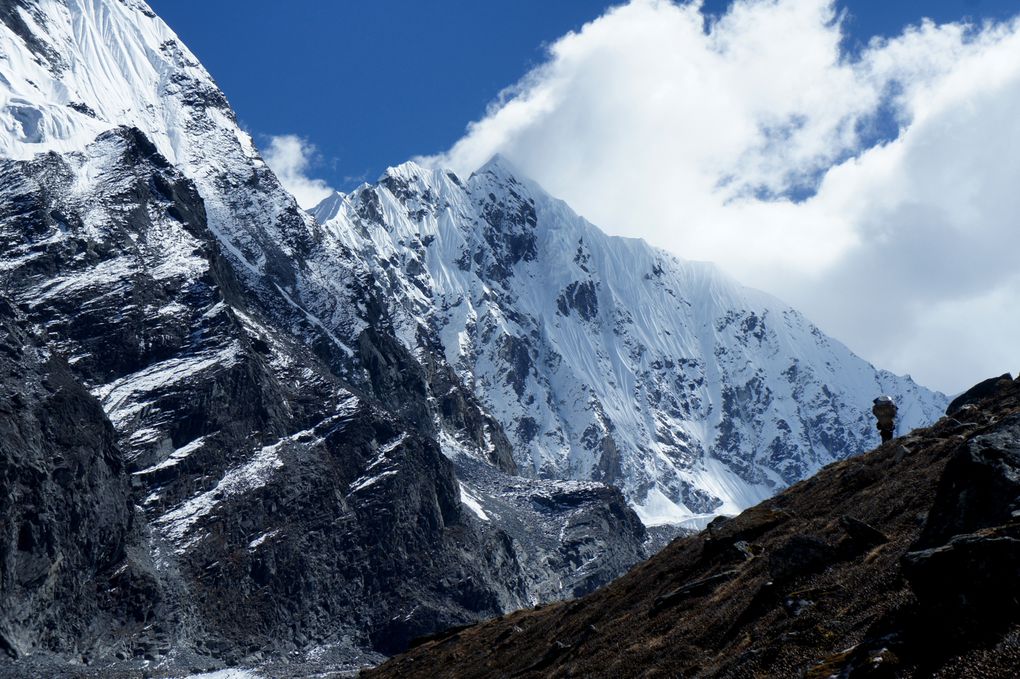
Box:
872;395;897;443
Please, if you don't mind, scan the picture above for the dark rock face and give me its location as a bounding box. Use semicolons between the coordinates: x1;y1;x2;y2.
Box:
172;415;530;662
449;454;647;603
0;296;131;659
899;412;1020;653
556;280;599;322
903;525;1020;648
475;167;539;284
915;415;1020;549
946;372;1013;415
0;128;646;675
369;377;1020;679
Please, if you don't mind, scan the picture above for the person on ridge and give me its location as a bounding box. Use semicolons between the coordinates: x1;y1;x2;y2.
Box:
872;395;898;443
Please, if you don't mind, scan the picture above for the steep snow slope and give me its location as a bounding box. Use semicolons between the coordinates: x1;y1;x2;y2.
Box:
0;0;296;268
314;156;947;527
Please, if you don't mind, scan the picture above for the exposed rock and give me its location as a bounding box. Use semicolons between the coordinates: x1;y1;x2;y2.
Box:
903;523;1020;645
946;372;1013;415
838;514;889;552
556;280;599;321
767;534;837;582
916;414;1020;549
0;296;132;659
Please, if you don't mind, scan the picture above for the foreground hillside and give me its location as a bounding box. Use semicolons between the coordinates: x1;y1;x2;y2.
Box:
369;374;1020;678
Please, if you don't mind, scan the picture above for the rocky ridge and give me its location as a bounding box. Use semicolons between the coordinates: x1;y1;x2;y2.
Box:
370;374;1020;678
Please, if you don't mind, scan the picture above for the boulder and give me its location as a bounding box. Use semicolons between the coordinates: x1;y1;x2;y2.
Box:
946;373;1013;416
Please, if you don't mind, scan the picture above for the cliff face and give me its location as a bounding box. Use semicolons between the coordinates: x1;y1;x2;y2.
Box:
0;295;132;660
370;374;1020;679
0;129;647;675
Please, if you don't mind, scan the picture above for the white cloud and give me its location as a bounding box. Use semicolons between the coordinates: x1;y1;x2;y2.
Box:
262;134;335;209
426;0;1020;394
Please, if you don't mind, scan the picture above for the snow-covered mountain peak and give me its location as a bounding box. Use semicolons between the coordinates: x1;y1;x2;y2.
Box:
384;158;444;183
467;153;542;206
0;0;247;166
316;155;948;527
470;152;524;180
2;0;948;535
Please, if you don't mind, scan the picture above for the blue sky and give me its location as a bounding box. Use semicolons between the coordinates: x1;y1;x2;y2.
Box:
149;0;1020;193
148;0;1020;393
149;0;611;188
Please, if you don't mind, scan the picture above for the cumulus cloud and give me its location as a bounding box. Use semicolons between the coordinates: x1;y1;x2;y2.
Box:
426;0;1020;394
263;134;335;209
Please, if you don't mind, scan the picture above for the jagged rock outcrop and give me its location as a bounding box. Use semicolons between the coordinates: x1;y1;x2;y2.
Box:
945;372;1013;415
369;376;1020;678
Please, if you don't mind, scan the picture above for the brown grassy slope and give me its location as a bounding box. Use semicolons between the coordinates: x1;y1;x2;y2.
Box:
367;376;1020;678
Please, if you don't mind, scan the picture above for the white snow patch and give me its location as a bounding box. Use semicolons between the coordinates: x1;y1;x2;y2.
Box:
171;670;263;679
379;432;408;455
247;529;279;550
348;470;399;495
632;487;697;528
30;256;135;301
157;433;298;551
134;436;208;475
688;457;774;518
125;426;165;449
92;342;241;429
459;483;489;521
